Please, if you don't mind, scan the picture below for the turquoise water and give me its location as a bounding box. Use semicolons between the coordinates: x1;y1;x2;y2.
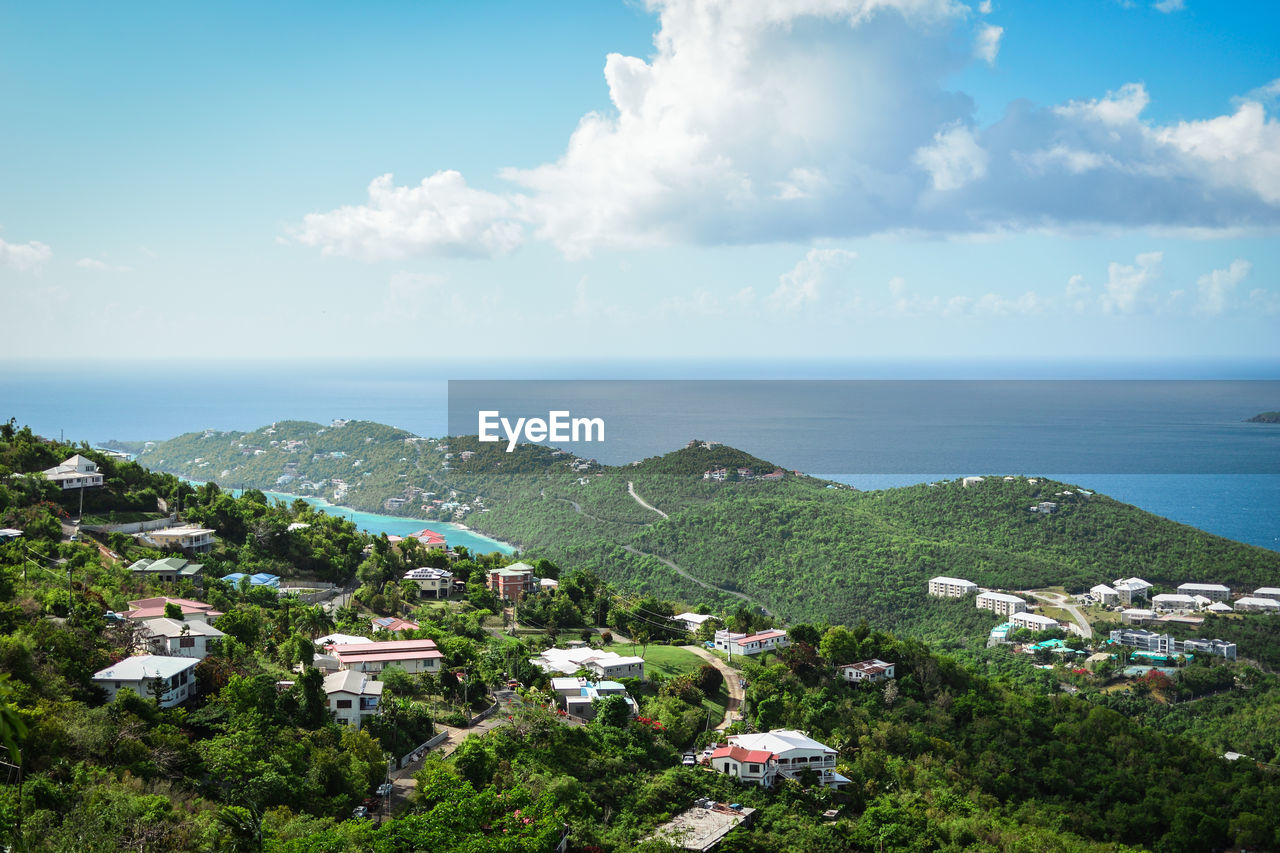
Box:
257;490;515;555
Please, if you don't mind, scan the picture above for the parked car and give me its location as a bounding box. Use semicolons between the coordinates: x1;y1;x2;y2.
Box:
376;782;393;798
351;806;368;820
681;753;697;766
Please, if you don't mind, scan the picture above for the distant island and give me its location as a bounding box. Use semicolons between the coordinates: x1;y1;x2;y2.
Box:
1246;411;1280;423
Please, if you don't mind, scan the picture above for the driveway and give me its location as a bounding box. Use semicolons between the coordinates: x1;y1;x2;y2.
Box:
1028;590;1093;639
681;645;745;730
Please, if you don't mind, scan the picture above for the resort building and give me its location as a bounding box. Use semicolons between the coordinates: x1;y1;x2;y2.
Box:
720;729;849;789
138;617;224;660
405;566;453;598
927;576;978;598
41;454;104;490
838;659;895;683
128;556;204;584
1181;638;1239;660
1152;593;1197;612
92;655;198;708
976;591;1027;617
139;525;217;554
1009;611;1060;632
332;638;443;675
1233;596;1280;612
1253;587;1280;599
714;629;790;657
1121;608;1156;624
1113;578;1153;605
1090;584;1120;606
1109;629;1237;661
1177;583;1231;601
530;647;646;681
323;669;383;728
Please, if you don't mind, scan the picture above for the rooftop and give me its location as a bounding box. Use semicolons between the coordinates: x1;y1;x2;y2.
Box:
140;617;224;639
93;654;198;681
323;668;384;697
729;729;835;756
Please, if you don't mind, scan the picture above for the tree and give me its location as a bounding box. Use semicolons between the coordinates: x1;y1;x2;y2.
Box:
592;694;632;728
217;804;264;853
164;602;183;620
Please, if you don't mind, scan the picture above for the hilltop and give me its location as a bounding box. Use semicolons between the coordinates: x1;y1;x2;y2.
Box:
137;422;1280;647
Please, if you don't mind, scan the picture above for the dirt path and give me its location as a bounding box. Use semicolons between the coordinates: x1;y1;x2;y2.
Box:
1028;590;1093;638
620;545;757;606
682;645;746;730
627;481;668;519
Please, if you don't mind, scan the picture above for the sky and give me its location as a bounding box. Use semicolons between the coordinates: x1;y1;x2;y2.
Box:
2;0;1279;368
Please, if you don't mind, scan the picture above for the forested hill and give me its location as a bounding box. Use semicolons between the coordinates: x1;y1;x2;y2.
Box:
134;422;1280;645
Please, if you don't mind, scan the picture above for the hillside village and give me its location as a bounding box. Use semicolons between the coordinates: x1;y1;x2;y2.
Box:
2;423;1280;851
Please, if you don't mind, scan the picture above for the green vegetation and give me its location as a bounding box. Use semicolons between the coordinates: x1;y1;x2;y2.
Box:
1245;411;1280;423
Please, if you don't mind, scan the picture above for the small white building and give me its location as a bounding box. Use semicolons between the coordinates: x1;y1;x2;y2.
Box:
839;659;895;683
41;454;104;490
1010;611;1060;632
1122;608;1156;624
140;525;217;555
1152;593;1197;612
1233;597;1280;613
976;591;1027;617
928;576;978;598
1252;587;1280;599
404;566;453;599
961;476;985;488
714;629;790;657
139;617;224;660
1090;584;1120;606
1177;583;1231;602
314;633;372;648
323;669;383;728
92;655;198;708
672;612;716;633
1206;602;1234;614
1113;577;1153;605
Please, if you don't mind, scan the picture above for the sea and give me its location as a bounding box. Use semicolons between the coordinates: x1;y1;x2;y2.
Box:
3;358;1278;553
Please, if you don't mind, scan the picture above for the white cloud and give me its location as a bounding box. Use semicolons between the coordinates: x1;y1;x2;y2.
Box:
915;124;989;190
0;237;52;271
294;1;1280;259
978;0;992;12
974;24;1003;65
1195;258;1251;314
1152;0;1184;12
76;257;132;273
1101;251;1162;313
291;172;526;260
769;248;856;311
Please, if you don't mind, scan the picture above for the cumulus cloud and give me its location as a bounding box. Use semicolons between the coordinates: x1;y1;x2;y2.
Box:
0;237;52;271
293;0;1280;259
1196;258;1251;314
1101;251;1162;313
974;24;1003;65
290;172;526;260
770;248;856;311
1152;0;1184;12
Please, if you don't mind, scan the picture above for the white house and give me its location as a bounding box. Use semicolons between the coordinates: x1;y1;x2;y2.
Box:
530;647;645;680
41;454;104;490
722;730;849;789
139;525;217;555
138;617;224;660
1010;611;1060;632
710;745;777;787
323;668;383;728
1233;597;1280;613
1177;583;1231;601
976;591;1027;617
928;576;978;598
961;476;985;488
404;566;453;599
1090;584;1120;606
550;677;637;720
1122;608;1156;624
332;639;443;675
127;556;204;584
1206;602;1234;613
839;659;895;683
92;655;198;708
714;629;790;657
672;612;716;633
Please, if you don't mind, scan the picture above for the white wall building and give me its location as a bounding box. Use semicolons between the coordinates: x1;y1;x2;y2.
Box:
531;647;645;680
1010;611;1060;632
92;655;198;707
1233;597;1280;612
1113;578;1153;605
723;730;849;788
839;659;895;683
139;617;224;659
323;668;383;728
1152;593;1197;612
332;639;443;675
672;612;716;633
1090;584;1120;606
41;454;104;490
140;525;217;554
928;576;978;598
977;591;1027;617
1177;583;1231;601
404;566;453;598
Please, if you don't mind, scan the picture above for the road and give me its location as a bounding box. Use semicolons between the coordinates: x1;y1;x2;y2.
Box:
1028;590;1093;639
681;645;745;730
627;481;668;519
621;545;757;606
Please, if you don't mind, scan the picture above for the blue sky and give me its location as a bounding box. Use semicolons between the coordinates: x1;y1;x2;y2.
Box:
2;0;1278;367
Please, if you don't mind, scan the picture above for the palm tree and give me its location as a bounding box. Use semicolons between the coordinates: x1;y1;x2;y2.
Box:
217;804;264;853
295;604;333;639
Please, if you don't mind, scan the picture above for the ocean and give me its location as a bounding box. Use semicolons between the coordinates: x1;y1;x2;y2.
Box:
3;359;1278;552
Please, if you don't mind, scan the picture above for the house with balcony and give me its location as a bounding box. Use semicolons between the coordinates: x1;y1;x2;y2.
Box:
550;677;638;720
714;629;789;657
332;638;443;675
41;454;104;490
138;617;224;660
405;566;453;599
1090;584;1120;606
927;576;978;598
1010;611;1060;632
486;562;539;602
976;591;1027;617
92;654;198;708
718;729;849;789
323;669;383;728
138;525;217;554
710;745;777;787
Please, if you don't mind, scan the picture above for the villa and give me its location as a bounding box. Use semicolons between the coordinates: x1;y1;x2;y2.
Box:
41;454;104;490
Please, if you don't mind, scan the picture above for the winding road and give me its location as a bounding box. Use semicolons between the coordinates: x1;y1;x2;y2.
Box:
627;481;668;519
1028;590;1093;638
